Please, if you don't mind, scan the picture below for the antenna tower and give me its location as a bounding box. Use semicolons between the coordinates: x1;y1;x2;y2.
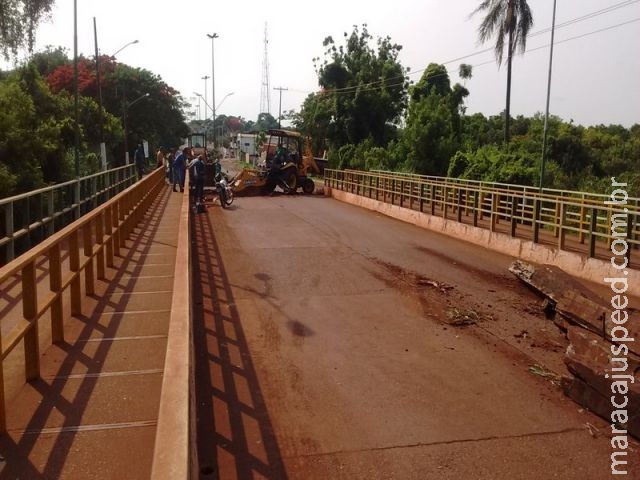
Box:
260;23;271;115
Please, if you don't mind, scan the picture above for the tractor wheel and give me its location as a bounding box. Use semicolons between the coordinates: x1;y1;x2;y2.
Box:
282;169;297;194
302;178;315;194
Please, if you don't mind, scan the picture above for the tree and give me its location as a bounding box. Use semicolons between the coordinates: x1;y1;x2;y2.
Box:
254;112;278;131
0;0;55;60
391;64;468;175
45;56;189;164
312;24;409;150
459;64;473;83
472;0;533;143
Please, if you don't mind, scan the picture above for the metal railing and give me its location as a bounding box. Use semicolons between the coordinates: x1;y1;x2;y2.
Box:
325;169;640;265
0;168;164;431
0;165;137;264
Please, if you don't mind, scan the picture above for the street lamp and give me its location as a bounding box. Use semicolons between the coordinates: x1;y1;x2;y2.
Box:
214;92;234;143
123;93;149;164
93;18;107;170
73;0;79;177
206;33;218;144
193;91;203;121
195;92;233;138
216;91;234;111
539;0;557;191
93;33;139;169
112;39;139;58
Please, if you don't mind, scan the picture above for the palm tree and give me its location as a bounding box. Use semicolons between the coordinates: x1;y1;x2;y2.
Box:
472;0;533;143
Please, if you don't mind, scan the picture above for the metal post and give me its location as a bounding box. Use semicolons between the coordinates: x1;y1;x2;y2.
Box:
123;98;129;164
93;17;107;170
202;75;210;118
73;0;80;177
539;0;557;190
274;86;288;128
207;33;219;145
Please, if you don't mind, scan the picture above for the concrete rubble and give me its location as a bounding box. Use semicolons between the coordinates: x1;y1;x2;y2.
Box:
510;260;640;438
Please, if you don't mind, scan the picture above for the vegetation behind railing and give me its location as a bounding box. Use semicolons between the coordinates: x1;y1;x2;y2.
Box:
0;165;137;265
325;169;640;265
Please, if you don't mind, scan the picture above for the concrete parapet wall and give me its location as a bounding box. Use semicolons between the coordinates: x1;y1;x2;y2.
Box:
327;187;640;296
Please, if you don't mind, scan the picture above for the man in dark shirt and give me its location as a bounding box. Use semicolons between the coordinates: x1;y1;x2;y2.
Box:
134;143;146;180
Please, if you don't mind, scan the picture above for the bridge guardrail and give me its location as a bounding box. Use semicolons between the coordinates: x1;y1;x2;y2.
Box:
325;169;639;265
0;168;163;432
0;165;137;264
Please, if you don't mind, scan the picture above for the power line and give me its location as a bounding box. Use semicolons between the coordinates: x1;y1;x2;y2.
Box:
319;1;640;96
471;16;640;70
325;16;640;98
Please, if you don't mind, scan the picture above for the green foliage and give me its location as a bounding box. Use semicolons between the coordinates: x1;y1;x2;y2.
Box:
391;64;468;175
0;47;189;196
0;0;55;60
454;144;538;185
311;24;409;150
254;112;279;131
473;0;534;65
328;138;390;171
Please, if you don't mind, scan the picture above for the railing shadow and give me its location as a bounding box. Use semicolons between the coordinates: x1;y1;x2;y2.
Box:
0;186;171;479
191;208;288;480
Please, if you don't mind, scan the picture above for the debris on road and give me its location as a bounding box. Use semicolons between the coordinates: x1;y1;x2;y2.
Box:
445;308;479;326
510;260;640;439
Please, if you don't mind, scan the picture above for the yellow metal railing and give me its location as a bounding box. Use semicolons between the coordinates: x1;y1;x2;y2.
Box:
0;168;165;431
325;169;640;265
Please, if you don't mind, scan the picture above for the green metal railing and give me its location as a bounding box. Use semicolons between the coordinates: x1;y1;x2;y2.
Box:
0;165;136;264
325;169;640;265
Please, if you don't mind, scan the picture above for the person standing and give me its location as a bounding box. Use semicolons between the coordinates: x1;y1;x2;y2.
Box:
172;147;190;192
156;146;165;169
165;149;175;185
188;153;206;204
134;143;146;180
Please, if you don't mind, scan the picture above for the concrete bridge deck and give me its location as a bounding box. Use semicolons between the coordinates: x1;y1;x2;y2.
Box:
0;173;638;478
0;184;182;479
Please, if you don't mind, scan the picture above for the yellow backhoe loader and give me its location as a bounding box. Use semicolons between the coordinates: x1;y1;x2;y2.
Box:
232;129;322;195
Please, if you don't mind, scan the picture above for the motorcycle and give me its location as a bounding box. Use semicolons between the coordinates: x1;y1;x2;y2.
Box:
215;172;234;208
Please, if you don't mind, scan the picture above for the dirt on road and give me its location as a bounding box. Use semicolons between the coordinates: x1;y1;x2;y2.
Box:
191;189;638;480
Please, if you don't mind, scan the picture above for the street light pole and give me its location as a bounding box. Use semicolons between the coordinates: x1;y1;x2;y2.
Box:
111;39;139;58
93;17;107;170
202;75;210;119
73;0;79;177
540;0;557;191
207;33;218;146
123;93;149;164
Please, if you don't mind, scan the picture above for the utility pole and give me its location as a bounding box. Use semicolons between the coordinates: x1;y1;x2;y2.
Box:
274;86;288;128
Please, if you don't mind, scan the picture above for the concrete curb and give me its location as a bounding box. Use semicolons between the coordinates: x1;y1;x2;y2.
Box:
151;189;191;479
328;187;640;296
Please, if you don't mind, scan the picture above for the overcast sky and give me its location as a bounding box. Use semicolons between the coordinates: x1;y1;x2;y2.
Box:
20;0;640;127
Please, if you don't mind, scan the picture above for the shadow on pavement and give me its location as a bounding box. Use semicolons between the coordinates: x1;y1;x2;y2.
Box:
0;188;171;479
191;209;287;480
